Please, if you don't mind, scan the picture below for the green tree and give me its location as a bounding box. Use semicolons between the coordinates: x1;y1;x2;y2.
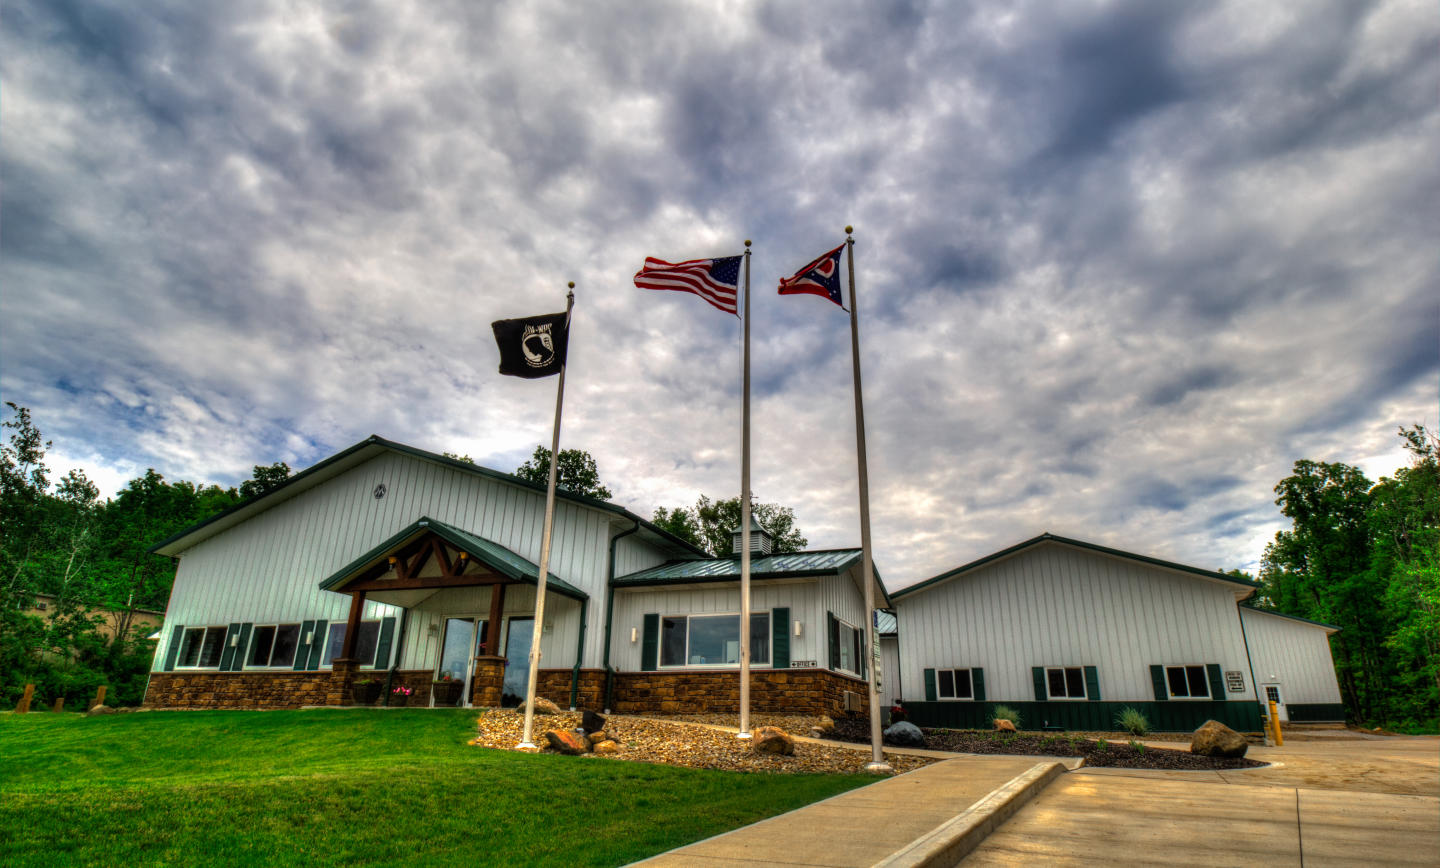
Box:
652;495;807;557
239;462;291;500
514;446;613;500
1;403;51;595
442;452;476;465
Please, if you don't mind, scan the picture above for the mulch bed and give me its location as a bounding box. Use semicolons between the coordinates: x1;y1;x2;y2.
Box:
472;709;937;775
829;719;1265;770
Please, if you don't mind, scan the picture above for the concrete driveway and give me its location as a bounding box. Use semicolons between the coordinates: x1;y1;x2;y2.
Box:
964;734;1440;866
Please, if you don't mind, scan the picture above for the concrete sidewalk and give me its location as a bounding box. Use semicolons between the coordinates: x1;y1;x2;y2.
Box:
962;771;1440;866
632;756;1063;867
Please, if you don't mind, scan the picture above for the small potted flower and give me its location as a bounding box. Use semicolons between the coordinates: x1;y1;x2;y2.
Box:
889;703;907;724
351;677;383;706
390;684;414;707
431;672;464;706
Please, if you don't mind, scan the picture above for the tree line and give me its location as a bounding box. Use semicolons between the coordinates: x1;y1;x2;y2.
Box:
5;401;1432;726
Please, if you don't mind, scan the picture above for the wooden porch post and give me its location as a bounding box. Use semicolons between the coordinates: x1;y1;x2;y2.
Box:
341;590;366;660
485;583;506;655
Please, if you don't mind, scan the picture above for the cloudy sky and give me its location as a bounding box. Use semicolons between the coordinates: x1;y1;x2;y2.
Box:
3;0;1436;589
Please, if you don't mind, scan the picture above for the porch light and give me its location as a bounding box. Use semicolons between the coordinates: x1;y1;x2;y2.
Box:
387;556;398;566
630;627;638;643
458;551;469;561
794;620;803;638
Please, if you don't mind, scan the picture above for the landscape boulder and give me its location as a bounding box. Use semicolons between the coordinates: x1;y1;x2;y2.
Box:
815;715;836;734
994;718;1016;733
593;740;620;755
520;697;562;716
87;705;117;716
543;729;588;755
883;721;926;748
1190;720;1249;758
587;731;608;746
752;726;796;756
581;709;607;734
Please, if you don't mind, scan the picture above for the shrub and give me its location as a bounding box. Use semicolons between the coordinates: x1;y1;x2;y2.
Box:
1114;706;1151;736
990;704;1023;729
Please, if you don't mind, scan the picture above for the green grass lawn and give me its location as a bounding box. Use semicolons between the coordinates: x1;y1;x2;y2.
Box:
0;709;875;867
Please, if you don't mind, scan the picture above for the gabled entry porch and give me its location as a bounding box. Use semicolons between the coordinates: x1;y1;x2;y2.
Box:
318;516;588;708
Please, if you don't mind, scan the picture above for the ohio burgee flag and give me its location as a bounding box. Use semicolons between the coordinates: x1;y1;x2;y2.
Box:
778;243;845;307
492;312;568;378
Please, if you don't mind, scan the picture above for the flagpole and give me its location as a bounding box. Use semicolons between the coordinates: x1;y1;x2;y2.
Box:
738;240;753;739
518;284;575;750
845;228;891;774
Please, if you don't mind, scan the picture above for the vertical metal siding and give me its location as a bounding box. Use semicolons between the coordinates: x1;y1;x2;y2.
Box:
895;543;1257;705
1239;609;1343;704
154;452;615;671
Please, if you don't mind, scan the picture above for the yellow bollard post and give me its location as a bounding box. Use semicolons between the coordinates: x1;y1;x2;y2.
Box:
17;683;34;713
1268;700;1283;746
93;685;107;710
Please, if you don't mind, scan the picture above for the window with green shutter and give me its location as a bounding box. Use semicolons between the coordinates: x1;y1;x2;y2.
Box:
973;667;986;702
1032;666;1047;701
641;614;659;671
924;668;937;702
771;607;790;669
163;625;185;672
1150;665;1169;700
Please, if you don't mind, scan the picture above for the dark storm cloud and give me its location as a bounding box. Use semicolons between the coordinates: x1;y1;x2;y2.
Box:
1;0;1435;584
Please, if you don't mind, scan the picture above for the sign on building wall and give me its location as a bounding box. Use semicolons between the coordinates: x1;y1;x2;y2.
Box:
1225;670;1246;692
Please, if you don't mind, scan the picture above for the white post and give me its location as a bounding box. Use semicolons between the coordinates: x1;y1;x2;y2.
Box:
846;229;891;774
738;241;753;739
518;286;575;750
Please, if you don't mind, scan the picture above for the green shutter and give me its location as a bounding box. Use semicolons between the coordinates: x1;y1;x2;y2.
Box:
218;623;242;671
827;612;838;671
1032;667;1047;701
924;668;937;701
771;607;790;669
972;668;986;702
641;614;659;671
1084;665;1100;701
374;616;397;669
1150;665;1168;700
307;620;329;670
231;623;253;671
294;620;316;671
1206;663;1225;700
163;625;185;671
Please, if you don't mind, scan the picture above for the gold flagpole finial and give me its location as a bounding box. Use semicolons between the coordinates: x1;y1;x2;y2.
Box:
567;281;575;288
845;225;854;235
744;239;752;247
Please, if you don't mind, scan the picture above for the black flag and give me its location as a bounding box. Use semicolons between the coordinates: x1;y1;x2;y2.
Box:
492;312;568;378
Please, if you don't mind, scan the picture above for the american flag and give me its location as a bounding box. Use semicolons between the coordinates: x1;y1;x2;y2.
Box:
634;255;743;315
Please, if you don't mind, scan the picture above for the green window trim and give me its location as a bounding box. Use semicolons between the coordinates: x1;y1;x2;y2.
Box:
1084;665;1101;702
1032;666;1047;701
217;622;243;672
305;620;328;670
375;616;397;669
1206;664;1225;701
641;613;659;671
973;667;987;702
163;625;184;672
1150;664;1168;700
294;620;316;671
924;668;937;702
771;607;790;669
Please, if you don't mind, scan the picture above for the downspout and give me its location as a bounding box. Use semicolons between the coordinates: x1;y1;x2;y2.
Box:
1236;601;1262;731
383;606;411;708
600;521;640;714
569;600;587;711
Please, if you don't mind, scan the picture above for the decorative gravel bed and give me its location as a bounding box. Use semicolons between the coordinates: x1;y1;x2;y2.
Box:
473;710;937;775
829;720;1266;770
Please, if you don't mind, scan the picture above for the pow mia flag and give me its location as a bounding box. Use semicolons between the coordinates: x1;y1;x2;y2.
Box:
491;312;569;378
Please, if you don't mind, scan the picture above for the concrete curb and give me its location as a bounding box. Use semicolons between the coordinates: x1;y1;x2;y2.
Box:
872;760;1067;868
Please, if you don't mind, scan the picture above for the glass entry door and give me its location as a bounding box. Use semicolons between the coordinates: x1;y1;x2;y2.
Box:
437;617;487;707
501;617;535;707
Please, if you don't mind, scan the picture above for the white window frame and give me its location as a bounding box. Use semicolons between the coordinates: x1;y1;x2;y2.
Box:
659;611;772;669
321;620;383;668
244;623;304;669
937;667;976;701
1164;664;1212;700
834;617;863;677
1045;666;1088;700
176;625;229;670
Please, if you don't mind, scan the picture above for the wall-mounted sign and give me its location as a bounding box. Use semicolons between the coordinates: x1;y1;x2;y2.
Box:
790;660;817;668
1225;670;1246;692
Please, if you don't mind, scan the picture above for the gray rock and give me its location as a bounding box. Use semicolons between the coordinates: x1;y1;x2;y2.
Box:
883;721;926;748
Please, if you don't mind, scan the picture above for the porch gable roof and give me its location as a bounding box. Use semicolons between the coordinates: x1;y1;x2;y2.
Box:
318;516;587;601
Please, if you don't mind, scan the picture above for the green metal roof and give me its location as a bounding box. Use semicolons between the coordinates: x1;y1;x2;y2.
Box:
615;549;862;583
893;533;1260;600
1240;604;1341;633
318;516;587;601
614;549;894;607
